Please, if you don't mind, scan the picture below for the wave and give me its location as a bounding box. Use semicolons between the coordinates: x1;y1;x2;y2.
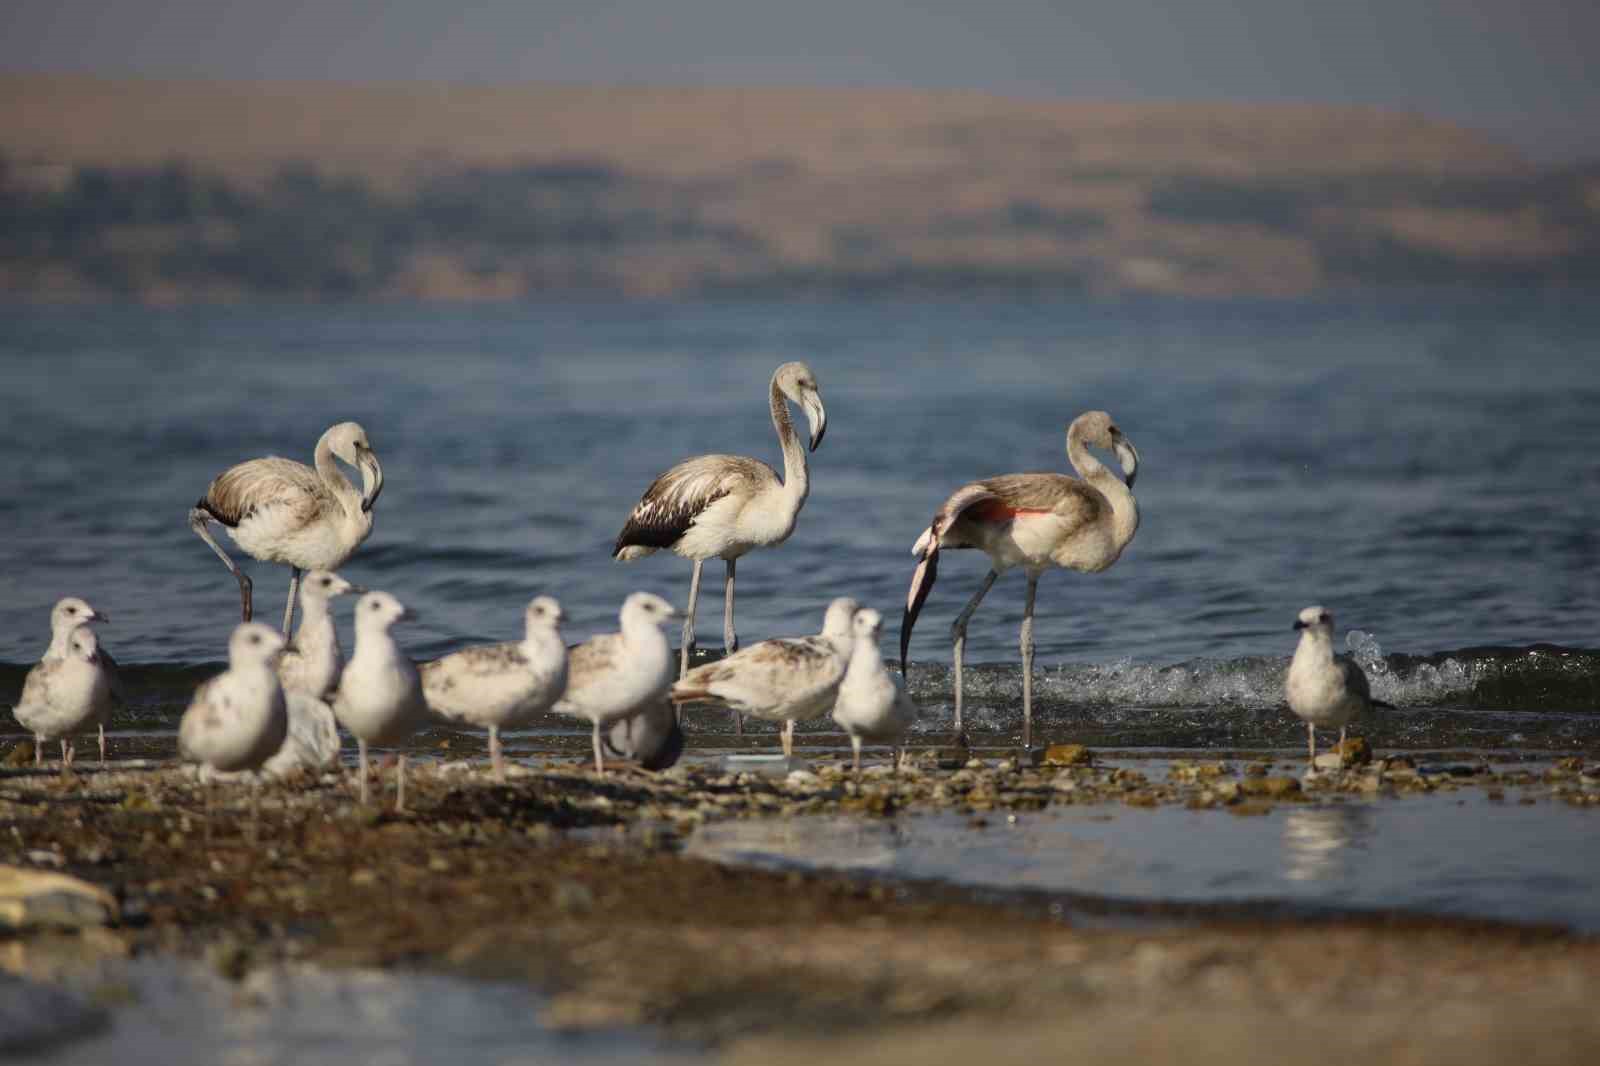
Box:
905;634;1600;714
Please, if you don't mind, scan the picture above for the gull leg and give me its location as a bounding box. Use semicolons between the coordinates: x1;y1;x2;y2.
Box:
395;755;407;814
1307;723;1316;766
189;508;253;622
950;570;999;742
357;738;370;806
724;559;743;736
1020;573;1039;751
592;722;605;775
281;567;301;636
60;739;72;777
249;775;261;845
490;725;504;783
681;560;704;679
204;776;213;851
98;724;107;768
33;733;42;768
851;735;862;774
782;719;794;759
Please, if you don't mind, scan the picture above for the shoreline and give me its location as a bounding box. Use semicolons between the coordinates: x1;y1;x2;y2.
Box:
4;750;1599;1059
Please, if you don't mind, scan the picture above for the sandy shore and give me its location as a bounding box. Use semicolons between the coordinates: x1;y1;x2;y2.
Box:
3;748;1598;1061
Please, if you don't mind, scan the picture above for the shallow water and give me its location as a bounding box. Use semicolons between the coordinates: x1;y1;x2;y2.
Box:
2;296;1598;743
5;956;695;1065
685;762;1600;932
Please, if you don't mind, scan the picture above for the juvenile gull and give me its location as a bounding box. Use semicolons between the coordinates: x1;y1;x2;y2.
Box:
1285;606;1390;767
276;569;363;699
40;597;122;766
421;596;568;782
902;410;1140;750
189;421;384;634
334;590;427;809
178;623;289;842
602;695;686;772
832;608;919;772
15;626;115;775
613;362;827;684
671;597;858;758
553;592;677;774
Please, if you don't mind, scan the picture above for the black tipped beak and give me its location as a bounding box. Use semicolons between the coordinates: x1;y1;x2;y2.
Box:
900;549;939;676
809;422;826;451
1293;620;1308;630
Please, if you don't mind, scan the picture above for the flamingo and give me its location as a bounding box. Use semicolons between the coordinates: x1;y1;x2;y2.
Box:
189;421;384;635
901;410;1140;750
612;362;827;687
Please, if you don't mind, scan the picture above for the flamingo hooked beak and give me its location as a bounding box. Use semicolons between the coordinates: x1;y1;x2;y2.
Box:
1113;432;1140;489
358;451;384;514
803;392;827;451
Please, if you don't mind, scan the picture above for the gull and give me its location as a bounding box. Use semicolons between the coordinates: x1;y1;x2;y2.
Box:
553;592;677;774
601;695;686;772
671;597;857;758
832;608;919;772
421;596;568;782
334;590;427;809
178;623;289;842
190;421;384;634
14;626;115;776
1286;605;1392;768
901;410;1140;750
276;569;364;699
40;597;122;766
613;362;827;682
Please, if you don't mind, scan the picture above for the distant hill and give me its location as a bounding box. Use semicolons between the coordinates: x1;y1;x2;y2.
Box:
2;74;1597;300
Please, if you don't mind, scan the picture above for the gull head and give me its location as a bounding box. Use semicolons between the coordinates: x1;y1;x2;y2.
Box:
622;592;678;628
67;625;102;665
52;596;107;633
229;622;287;666
525;595;565;631
821;597;860;641
1294;605;1334;634
852;607;884;642
356;590;412;631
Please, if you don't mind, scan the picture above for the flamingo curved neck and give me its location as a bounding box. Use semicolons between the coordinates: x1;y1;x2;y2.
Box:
1066;428;1140;548
769;377;810;508
313;435;363;520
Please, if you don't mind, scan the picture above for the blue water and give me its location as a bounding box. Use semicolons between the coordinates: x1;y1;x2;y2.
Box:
1;296;1597;733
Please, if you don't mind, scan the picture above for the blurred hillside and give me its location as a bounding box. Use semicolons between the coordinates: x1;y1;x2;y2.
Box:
3;74;1598;300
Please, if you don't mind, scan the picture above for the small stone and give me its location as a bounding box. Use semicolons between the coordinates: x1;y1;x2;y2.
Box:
349;868;377;887
1042;744;1092;767
0;866;119;930
2;741;35;768
553;880;594;913
1334;736;1373;766
1240;776;1301;798
1554;756;1584;774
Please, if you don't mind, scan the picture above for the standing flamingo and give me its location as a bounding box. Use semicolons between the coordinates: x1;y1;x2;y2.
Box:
612;362;827;684
189;421;384;634
901;411;1140;750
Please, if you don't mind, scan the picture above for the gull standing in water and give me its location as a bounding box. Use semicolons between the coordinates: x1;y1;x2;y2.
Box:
1286;606;1391;768
671;597;857;758
832;608;919;772
40;597;121;765
15;626;116;775
334;590;427;809
421;596;569;782
553;592;677;774
178;623;288;843
612;362;827;683
901;411;1140;750
189;421;384;634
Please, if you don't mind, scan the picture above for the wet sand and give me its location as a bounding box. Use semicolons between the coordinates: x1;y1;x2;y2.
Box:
3;745;1599;1061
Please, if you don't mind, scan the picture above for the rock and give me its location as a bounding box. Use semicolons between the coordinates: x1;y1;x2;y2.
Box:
553;880;595;913
1334;736;1373;766
1555;756;1585;773
935;734;971;770
1312;752;1343;771
0;866;119;931
0;973;108;1055
1239;776;1301;798
1042;744;1092;767
2;741;35;768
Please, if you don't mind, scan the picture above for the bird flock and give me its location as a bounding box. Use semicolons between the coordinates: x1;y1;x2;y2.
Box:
11;359;1392;815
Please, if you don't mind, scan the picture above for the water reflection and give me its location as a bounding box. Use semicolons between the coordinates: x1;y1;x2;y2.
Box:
1280;805;1371;883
